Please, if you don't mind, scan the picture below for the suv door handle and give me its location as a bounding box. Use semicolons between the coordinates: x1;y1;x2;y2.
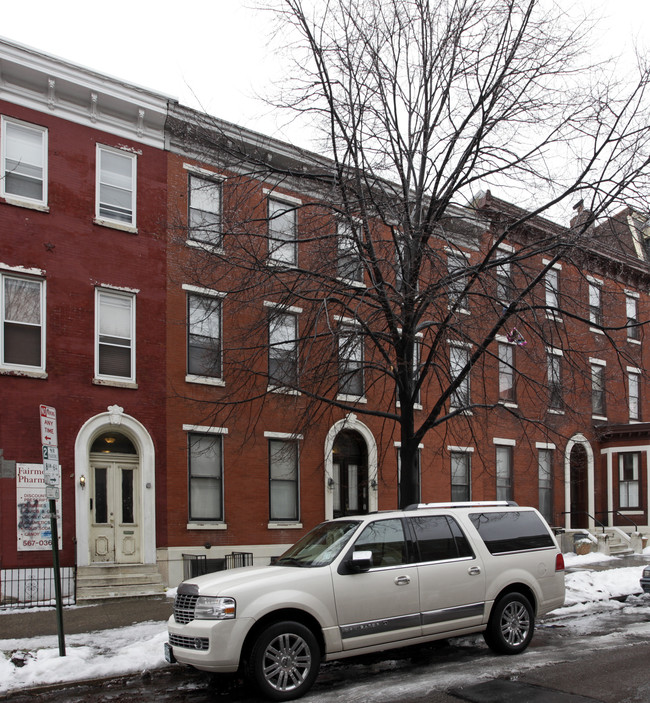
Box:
468;566;481;576
395;575;411;586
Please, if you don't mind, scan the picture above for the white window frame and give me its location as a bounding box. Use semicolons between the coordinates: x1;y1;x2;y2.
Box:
267;195;298;266
0;271;46;374
446;248;470;312
268;437;301;524
494;439;515;502
95;144;137;229
267;308;299;392
338;322;365;401
588;276;603;330
186;289;224;384
537;447;554;524
543;261;562;320
1;116;48;208
546;347;563;412
626;291;640;343
628;367;641;421
590;358;606;419
95;287;136;385
496;243;514;303
449;343;471;409
450;447;473;502
498;341;516;404
188;173;223;248
337;219;364;285
187;430;225;525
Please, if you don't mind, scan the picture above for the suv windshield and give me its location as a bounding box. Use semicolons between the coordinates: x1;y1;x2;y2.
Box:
275;520;361;567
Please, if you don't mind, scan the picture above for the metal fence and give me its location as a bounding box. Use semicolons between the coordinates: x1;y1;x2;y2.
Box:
0;567;76;610
182;551;254;580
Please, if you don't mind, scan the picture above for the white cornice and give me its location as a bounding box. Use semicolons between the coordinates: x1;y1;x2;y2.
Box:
0;36;174;148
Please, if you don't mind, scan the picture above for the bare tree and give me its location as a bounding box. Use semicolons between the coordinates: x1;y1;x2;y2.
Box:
171;0;650;509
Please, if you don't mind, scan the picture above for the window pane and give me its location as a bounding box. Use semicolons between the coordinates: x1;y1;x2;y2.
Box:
4;122;44;201
188;295;221;377
411;515;459;562
3;277;42;367
189;434;222;521
498;344;515;402
269;440;298;521
337;221;363;281
269;199;296;264
97;292;133;378
189;176;222;245
121;469;134;524
496;446;512;501
339;329;363;396
353;518;407;567
269;313;297;385
451;452;470;502
95;468;108;524
98;148;134;223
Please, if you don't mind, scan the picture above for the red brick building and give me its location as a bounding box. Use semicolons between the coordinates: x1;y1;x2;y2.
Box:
2;39;650;601
0;38;169;600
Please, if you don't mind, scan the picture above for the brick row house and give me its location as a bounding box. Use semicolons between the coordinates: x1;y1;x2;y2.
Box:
2;38;650;601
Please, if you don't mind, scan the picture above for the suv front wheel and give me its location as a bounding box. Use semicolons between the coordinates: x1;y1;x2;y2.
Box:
247;620;321;701
483;592;534;654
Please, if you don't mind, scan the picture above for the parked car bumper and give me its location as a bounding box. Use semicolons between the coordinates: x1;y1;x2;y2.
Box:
640;568;650;594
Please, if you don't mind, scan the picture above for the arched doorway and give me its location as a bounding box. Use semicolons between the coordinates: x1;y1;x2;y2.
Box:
75;406;156;567
89;431;140;564
564;434;595;531
569;444;589;529
332;430;368;518
324;414;378;519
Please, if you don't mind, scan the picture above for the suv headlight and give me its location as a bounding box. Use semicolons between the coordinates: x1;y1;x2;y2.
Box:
643;567;650;579
194;596;236;620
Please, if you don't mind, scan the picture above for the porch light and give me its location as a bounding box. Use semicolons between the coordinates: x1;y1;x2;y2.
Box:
79;474;86;488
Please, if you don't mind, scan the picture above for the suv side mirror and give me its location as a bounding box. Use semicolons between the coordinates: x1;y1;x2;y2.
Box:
348;550;373;573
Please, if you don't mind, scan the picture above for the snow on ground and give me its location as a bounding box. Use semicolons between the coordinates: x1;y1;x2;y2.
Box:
0;555;648;695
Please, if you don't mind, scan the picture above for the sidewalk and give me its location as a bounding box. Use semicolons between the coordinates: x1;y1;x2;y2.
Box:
0;596;173;640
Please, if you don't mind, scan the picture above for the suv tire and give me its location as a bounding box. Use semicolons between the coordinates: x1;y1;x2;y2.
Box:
247;621;321;701
483;592;534;654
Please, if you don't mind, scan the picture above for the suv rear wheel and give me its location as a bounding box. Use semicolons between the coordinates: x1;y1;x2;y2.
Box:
247;620;321;701
483;592;534;654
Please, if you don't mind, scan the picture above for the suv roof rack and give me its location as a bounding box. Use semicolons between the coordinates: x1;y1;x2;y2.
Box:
403;500;519;511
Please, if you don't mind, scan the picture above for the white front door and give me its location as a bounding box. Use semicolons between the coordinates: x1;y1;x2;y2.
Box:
89;457;140;563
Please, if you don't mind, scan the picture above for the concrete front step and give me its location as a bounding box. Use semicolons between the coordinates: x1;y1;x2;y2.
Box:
76;564;166;603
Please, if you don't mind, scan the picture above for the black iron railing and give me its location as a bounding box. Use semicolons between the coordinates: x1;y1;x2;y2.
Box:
0;566;76;610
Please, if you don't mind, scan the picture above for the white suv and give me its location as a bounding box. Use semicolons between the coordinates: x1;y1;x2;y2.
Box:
165;502;565;700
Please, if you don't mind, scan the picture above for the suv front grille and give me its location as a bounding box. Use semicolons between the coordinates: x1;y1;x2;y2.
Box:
174;593;199;624
169;634;209;651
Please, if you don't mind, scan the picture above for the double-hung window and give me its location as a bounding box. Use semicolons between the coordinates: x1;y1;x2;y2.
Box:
189;174;222;247
96;145;137;227
626;292;640;341
628;367;641;421
95;288;135;383
544;264;560;317
496;244;514;303
268;197;297;266
269;438;299;522
188;432;223;522
495;443;514;501
450;344;470;408
498;342;516;403
619;453;640;509
1;117;48;206
1;273;45;372
450;449;472;501
447;250;469;311
547;348;563;410
337;220;363;283
187;291;222;380
538;447;553;524
338;323;364;398
588;278;603;328
268;309;298;388
590;359;606;417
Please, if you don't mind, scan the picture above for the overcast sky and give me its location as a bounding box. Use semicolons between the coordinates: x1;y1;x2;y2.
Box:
1;0;648;149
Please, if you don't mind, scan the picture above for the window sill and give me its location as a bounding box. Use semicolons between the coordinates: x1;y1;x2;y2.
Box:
186;239;224;254
187;522;227;530
267;258;297;269
396;401;422;410
0;367;47;379
268;522;303;530
499;401;518;408
548;408;565;415
447;305;470;316
337;393;368;404
590;327;605;336
546;312;563;323
627;338;642;345
268;385;301;396
94;217;137;234
186;374;225;387
93;377;138;389
619;510;643;515
1;196;49;212
592;414;608;422
337;277;366;289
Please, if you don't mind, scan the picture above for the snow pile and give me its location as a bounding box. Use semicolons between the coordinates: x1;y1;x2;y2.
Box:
0;556;647;695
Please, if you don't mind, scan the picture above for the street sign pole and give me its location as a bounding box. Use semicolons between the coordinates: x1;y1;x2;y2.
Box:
40;405;65;657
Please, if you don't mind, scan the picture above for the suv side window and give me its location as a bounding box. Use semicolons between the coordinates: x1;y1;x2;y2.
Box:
469;511;554;554
409;515;474;562
354;518;408;567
